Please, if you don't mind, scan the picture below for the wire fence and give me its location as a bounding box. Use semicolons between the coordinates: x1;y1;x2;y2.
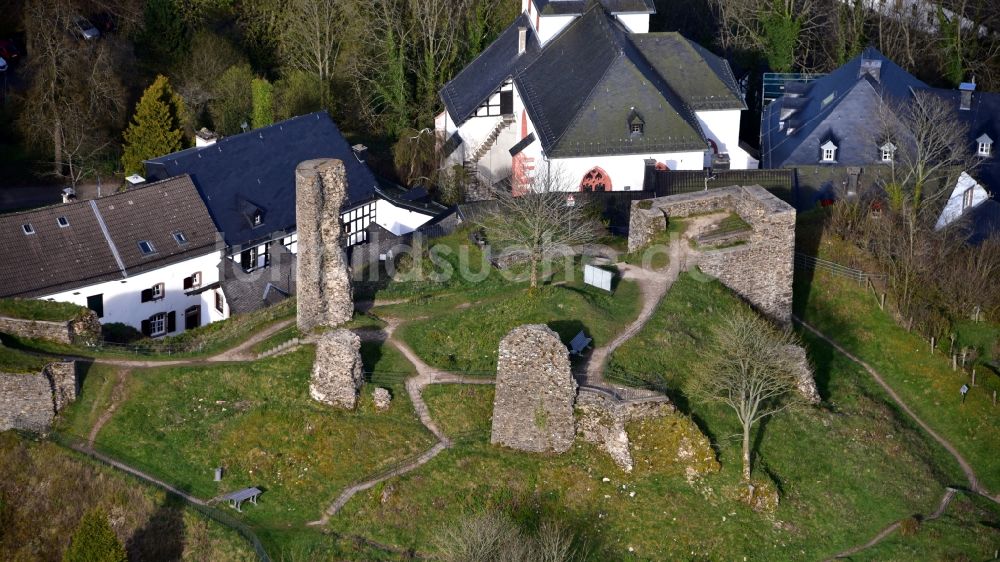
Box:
794;252;885;285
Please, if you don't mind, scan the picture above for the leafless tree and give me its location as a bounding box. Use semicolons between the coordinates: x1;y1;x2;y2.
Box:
408;0;472;119
477;165;602;288
19;0;125;185
433;509;586;562
710;0;826;71
275;0;347;106
693;308;805;490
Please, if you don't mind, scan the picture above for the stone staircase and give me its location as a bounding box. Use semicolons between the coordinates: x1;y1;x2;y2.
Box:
468;114;515;163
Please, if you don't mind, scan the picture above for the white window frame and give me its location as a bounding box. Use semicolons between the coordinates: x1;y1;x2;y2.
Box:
963;187;975;210
978;142;992;157
189;271;202;289
150;312;166;336
822;147;836;162
151;282;165;300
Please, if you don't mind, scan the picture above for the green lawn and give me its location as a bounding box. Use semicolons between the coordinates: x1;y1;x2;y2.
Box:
592;272;980;558
86;347;436;554
0;432;254;561
55;362;123;440
0;298;87;321
393;277;642;374
0;343;50;373
795;268;1000;492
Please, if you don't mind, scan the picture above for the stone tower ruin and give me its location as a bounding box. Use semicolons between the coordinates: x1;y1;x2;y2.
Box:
295;159;354;332
491;324;577;453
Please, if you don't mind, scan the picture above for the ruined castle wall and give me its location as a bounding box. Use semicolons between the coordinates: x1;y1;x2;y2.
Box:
296;159;353;332
627;185;795;324
0;361;77;432
491;324;577;453
0;310;100;345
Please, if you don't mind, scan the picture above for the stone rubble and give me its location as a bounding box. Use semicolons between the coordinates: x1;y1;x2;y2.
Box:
310;329;364;409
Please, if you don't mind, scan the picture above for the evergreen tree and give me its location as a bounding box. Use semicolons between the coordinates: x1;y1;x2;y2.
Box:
121;75;187;176
63;508;127;562
251;77;274;129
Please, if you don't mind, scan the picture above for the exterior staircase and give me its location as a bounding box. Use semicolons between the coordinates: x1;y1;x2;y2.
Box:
463;114;515;201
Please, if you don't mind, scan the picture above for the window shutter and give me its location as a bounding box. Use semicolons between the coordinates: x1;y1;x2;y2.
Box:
141;319;152;336
183;276;193;290
141;289;152;302
167;311;176;333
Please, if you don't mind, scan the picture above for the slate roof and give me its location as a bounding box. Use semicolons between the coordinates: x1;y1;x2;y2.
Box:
144;112;379;249
0;176;218;298
440;12;541;124
965;199;1000;244
221;244;295;315
440;4;745;158
925;88;1000;198
533;0;655;15
761;48;928;169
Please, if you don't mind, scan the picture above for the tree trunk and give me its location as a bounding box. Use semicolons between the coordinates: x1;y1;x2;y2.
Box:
529;255;539;288
53;117;62;177
742;422;752;483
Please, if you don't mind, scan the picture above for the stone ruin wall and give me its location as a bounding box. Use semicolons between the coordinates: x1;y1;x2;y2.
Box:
0;360;77;433
0;310;101;345
575;389;675;472
491;324;577;453
310;328;365;409
296;159;354;332
627;185;796;324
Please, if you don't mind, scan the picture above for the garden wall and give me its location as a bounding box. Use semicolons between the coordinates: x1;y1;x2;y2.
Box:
0;311;101;345
0;361;77;432
627;185;796;324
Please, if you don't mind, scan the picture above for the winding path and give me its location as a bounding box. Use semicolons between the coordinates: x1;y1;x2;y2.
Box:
796;317;1000;559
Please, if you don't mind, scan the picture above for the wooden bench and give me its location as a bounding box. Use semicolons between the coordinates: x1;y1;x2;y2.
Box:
568;331;592;356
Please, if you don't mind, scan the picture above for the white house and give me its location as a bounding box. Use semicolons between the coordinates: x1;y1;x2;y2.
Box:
0;175;229;336
144;112;448;314
437;0;756;196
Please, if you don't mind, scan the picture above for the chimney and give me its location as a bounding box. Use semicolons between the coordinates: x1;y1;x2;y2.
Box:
518;27;527;55
858;58;882;82
61;187;77;204
352;144;369;162
195;127;218;147
960;79;976;111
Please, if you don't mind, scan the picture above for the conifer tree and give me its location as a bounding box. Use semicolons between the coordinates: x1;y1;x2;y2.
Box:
63;508;127;562
121;75;187;176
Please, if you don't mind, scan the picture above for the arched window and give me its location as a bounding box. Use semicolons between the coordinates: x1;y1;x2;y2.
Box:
580;167;611;192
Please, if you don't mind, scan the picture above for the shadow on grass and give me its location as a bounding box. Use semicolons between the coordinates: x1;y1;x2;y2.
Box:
127;498;187;561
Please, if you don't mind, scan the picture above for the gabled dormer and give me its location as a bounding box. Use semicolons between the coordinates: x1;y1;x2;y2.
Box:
628;108;644;137
880;141;896;163
977;133;993;157
820;139;838;163
239;198;266;229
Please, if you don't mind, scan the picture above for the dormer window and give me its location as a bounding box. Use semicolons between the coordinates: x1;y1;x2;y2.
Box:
627;108;644;137
821;140;838;163
880;142;896;163
253;210;263;226
977;134;992;157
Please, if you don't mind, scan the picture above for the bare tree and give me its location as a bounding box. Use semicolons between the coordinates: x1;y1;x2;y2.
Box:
433;509;587;562
273;0;347;106
408;0;472;121
710;0;825;71
19;0;125;185
693;308;805;490
477;165;602;289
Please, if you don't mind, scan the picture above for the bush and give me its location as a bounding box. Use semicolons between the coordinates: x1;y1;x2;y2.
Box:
0;298;86;322
899;516;921;537
63;508;126;562
433;510;589;562
101;323;143;344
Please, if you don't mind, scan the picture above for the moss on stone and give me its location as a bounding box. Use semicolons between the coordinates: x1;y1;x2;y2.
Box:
627;411;719;479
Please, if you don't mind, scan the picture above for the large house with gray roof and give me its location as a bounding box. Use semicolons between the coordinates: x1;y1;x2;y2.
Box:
0;176;227;336
436;0;756;197
762;47;1000;240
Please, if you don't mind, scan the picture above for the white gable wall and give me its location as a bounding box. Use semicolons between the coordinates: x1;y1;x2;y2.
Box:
696;110;758;169
375;199;436;235
615;13;650;33
549;150;705;192
39;250;227;335
936;171;991;230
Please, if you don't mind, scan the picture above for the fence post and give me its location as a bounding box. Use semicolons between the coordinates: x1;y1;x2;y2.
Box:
930;336;935;354
952;354;957;371
972;369;976;387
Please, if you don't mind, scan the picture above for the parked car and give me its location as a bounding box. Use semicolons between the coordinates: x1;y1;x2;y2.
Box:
73;17;100;41
0;39;20;62
0;57;7;73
